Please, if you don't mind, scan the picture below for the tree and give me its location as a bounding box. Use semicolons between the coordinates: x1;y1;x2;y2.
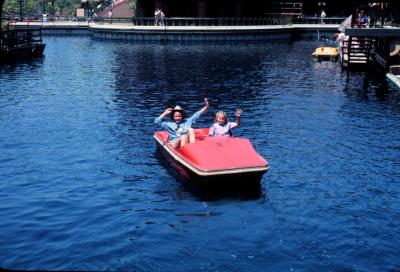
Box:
3;0;19;15
129;0;136;17
3;0;85;17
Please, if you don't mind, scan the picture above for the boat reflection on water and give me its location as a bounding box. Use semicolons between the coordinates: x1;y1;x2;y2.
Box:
156;150;263;200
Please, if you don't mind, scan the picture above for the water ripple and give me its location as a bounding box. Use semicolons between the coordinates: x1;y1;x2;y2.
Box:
1;37;400;271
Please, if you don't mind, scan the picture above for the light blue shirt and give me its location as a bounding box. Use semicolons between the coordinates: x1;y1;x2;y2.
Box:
209;122;238;137
155;110;202;141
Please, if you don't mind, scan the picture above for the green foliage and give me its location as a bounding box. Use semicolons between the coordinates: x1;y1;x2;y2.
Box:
1;19;15;32
54;0;81;16
129;0;136;17
2;19;9;29
3;0;41;15
25;0;41;15
2;0;84;16
3;0;18;15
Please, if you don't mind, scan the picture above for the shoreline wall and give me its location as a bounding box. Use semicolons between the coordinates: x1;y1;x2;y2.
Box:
36;23;338;42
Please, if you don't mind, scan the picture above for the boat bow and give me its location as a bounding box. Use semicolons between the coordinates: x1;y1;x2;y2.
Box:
154;129;269;178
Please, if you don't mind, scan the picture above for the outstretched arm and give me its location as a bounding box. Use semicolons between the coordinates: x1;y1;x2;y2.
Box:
155;108;172;124
235;108;242;127
159;108;173;119
186;98;209;126
199;98;209;114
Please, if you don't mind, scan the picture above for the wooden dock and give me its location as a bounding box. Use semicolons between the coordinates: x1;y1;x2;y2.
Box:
339;25;400;69
0;27;45;61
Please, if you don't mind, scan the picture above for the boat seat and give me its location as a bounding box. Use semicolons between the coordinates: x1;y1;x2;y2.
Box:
195;134;207;141
157;131;170;143
156;128;210;143
194;128;209;141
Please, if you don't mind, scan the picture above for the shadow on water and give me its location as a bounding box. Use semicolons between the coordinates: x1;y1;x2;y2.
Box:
342;67;400;104
154;150;263;201
0;57;44;73
3;37;400;271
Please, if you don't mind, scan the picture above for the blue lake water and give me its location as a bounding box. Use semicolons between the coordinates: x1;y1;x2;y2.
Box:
1;36;400;271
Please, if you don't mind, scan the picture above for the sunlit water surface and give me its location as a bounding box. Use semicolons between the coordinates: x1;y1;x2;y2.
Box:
1;37;400;271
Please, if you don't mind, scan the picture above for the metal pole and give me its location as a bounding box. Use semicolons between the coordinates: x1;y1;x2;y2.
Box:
19;0;23;21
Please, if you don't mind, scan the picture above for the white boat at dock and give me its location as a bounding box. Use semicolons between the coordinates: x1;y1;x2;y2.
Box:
386;65;400;89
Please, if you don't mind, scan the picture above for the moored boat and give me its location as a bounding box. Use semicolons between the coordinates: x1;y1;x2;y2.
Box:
154;128;269;185
0;26;46;62
386;65;400;89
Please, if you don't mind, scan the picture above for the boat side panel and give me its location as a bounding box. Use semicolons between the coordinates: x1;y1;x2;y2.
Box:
154;128;269;177
156;140;265;186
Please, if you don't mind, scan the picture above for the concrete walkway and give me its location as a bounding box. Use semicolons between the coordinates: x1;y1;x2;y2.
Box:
14;21;341;41
17;21;340;31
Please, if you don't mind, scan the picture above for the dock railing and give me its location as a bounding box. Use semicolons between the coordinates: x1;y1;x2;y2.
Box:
4;15;347;27
292;16;347;25
130;17;293;27
94;16;347;26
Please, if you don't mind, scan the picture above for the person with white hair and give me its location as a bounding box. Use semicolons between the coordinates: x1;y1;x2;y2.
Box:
320;10;326;24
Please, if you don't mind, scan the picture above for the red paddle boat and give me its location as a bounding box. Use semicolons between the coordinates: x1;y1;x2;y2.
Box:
154;128;269;185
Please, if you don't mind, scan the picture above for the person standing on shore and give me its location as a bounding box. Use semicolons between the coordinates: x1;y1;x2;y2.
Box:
108;9;113;24
160;9;165;26
320;10;326;24
359;10;369;28
370;3;384;27
154;8;161;26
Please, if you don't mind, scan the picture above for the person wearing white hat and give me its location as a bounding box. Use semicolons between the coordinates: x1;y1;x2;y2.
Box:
155;98;209;149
